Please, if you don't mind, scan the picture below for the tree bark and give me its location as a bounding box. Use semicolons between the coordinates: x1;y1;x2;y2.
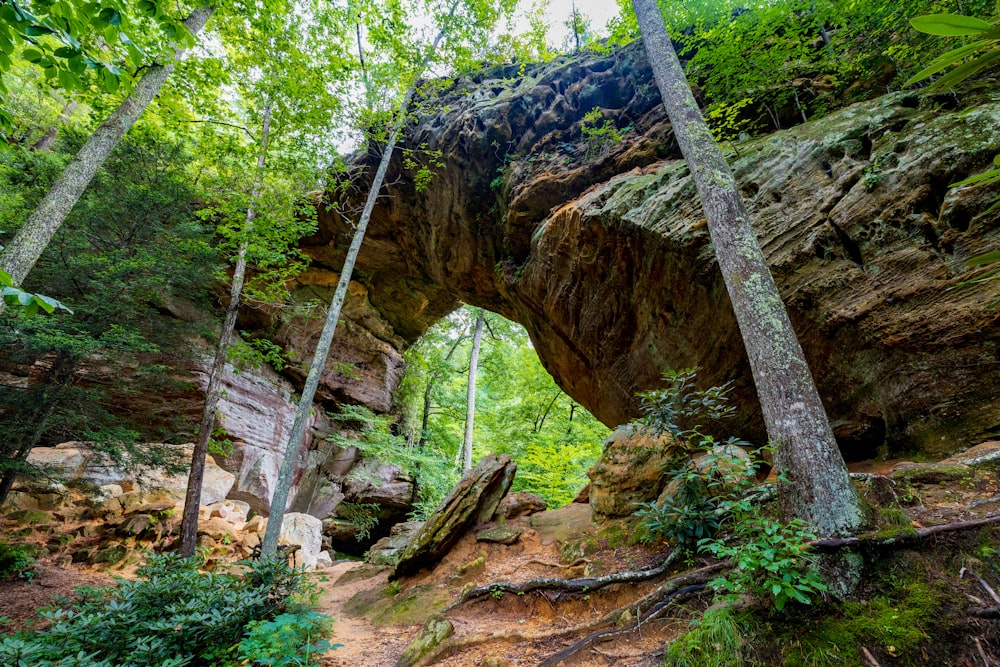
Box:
178;100;272;557
259;6;458;557
0;6;215;312
459;311;484;473
632;0;863;537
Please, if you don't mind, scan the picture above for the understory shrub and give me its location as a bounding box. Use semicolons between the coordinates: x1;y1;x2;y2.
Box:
0;540;36;581
0;553;337;667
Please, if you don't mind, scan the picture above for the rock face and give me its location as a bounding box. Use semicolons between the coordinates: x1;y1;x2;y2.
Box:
26;442;235;506
301;41;1000;459
392;454;516;579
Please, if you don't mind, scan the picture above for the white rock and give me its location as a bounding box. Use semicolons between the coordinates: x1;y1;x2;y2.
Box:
279;512;324;571
26;445;87;478
206;499;251;529
315;550;334;569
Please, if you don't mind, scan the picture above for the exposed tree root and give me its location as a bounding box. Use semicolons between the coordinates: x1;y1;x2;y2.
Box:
535;583;706;666
810;514;1000;551
449;549;681;608
418;562;726;667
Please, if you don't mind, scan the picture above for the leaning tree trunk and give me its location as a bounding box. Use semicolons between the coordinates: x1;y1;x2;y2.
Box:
632;0;863;537
458;311;484;473
178;101;273;557
258;10;458;557
0;6;215;313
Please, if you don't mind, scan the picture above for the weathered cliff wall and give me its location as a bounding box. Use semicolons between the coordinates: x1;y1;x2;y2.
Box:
295;40;1000;458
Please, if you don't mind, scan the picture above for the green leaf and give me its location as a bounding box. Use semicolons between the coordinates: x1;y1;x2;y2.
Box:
0;269;12;287
966;251;1000;267
98;8;122;26
24;24;55;37
950;166;1000;187
101;68;120;93
903;39;993;86
57;68;77;91
22;47;43;62
928;48;1000;90
35;295;57;314
911;13;992;36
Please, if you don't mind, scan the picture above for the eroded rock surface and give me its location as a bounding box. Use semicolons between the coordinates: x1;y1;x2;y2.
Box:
301;41;999;457
392;454;515;579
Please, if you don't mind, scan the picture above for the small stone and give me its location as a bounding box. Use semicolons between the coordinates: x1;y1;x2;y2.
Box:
456;555;485;577
481;657;515;667
476;526;522;545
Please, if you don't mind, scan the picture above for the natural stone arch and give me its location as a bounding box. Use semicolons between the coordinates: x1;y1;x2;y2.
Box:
260;41;1000;460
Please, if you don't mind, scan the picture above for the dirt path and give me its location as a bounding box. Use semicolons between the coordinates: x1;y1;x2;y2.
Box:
316;561;418;666
312;508;684;667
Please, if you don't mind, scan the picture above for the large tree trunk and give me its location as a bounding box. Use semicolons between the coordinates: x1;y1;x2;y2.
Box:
0;6;214;311
459;311;484;473
632;0;863;537
178;101;272;557
258;8;458;558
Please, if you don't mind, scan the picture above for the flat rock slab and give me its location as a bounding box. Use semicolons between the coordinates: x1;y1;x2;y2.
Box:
477;526;523;545
392;454;515;579
530;502;594;545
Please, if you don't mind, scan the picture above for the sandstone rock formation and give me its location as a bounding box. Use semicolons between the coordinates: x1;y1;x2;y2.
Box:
587;426;677;519
392;454;515;579
298;41;999;458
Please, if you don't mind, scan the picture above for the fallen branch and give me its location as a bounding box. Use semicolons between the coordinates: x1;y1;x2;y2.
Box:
449;549;681;608
811;514;1000;551
417;562;725;667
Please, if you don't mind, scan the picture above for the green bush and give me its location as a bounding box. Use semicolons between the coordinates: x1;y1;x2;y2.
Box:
0;554;338;667
239;611;340;667
0;540;36;582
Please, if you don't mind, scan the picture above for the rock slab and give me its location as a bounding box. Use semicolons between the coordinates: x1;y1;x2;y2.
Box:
392;454;515;579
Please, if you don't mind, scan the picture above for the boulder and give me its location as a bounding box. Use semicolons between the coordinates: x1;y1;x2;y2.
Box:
315;550;335;569
494;491;547;520
588;426;678;519
198;517;238;542
367;521;423;566
392;455;516;579
202;499;251;528
279;512;324;571
342;460;415;510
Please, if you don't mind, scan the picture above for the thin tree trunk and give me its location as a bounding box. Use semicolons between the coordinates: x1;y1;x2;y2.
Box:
460;311;484;473
31;100;79;152
0;6;214;312
178;101;273;557
259;6;458;558
632;0;863;538
418;325;467;449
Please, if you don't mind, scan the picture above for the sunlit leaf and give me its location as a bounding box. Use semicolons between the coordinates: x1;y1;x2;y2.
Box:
911;13;992;36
